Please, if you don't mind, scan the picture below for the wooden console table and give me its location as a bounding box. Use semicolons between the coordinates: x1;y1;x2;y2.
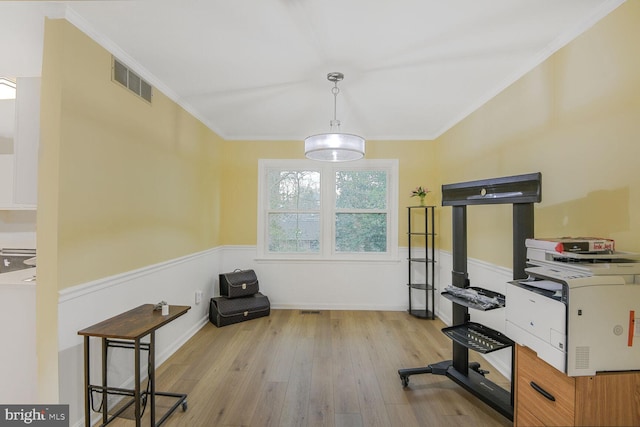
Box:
78;304;191;426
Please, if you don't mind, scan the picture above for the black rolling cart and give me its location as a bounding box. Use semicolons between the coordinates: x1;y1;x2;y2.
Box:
398;172;542;421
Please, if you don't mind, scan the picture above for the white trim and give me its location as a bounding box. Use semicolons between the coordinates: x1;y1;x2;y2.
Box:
438;249;513;279
254;257;401;264
59;246;221;303
156;315;209;366
59;247;223;427
62;7;227;139
272;302;407;311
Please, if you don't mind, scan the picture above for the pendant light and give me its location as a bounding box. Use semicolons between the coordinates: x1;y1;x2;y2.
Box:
304;72;365;162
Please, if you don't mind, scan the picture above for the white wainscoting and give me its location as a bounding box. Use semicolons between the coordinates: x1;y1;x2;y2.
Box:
58;247;222;427
59;245;513;426
224;246;413;311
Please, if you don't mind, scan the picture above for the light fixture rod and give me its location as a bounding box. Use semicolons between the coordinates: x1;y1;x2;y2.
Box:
328;72;343;131
332;84;338;124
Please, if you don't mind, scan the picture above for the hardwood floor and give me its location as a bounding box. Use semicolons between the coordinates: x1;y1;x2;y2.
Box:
103;310;512;427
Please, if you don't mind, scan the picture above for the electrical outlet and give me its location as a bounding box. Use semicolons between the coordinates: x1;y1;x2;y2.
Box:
195;290;203;305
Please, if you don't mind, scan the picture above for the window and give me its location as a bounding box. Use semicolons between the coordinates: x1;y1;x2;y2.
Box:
258;159;398;259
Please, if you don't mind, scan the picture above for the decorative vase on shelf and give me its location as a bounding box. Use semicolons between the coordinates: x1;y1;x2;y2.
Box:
411;186;430;207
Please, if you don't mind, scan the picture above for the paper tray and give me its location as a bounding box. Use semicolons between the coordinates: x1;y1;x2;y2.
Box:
442;322;514;354
441;286;505;311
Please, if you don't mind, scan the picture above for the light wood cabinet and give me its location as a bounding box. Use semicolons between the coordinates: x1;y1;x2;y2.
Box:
516;344;575;426
515;345;640;426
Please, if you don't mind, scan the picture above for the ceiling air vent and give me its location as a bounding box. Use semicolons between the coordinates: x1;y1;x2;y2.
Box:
112;57;152;103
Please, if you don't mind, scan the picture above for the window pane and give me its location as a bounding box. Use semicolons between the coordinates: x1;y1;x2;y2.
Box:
268;213;320;253
335;213;387;252
268;170;320;210
335;171;387;209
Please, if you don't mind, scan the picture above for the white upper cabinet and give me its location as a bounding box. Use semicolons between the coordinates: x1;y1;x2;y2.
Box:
13;77;40;206
0;77;39;210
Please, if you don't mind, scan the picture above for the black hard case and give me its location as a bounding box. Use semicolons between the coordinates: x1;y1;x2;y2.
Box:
219;269;259;298
209;292;270;327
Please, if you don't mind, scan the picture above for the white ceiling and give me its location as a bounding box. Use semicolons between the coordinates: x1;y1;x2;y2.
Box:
0;0;625;141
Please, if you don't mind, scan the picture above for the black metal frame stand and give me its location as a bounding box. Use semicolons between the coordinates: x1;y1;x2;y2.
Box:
79;305;191;427
398;173;542;421
83;334;188;427
407;205;436;319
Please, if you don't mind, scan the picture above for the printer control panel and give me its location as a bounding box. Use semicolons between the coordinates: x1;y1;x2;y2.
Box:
525;265;591;283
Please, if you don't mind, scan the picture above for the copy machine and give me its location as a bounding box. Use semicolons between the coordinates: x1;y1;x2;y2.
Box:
505;246;640;376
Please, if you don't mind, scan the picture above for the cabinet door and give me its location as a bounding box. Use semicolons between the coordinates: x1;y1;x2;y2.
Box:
0;154;35;210
575;372;640;426
0;154;16;206
13;77;40;206
516;345;575;426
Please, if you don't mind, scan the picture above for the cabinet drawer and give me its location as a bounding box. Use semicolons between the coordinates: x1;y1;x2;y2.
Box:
516;405;545;427
516;345;575;426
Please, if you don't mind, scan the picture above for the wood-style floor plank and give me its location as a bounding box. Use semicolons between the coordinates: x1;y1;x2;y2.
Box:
96;309;512;427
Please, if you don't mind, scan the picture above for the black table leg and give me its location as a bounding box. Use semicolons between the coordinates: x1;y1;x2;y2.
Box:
84;336;90;427
150;332;156;426
135;338;141;427
102;338;108;425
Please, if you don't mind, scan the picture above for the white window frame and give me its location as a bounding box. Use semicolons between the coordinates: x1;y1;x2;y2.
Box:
257;159;398;260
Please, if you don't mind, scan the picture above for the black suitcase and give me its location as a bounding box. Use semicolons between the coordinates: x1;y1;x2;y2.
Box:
219;269;259;298
209;292;270;327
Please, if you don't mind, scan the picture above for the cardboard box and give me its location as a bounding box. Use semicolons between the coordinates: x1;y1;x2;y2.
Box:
525;237;615;253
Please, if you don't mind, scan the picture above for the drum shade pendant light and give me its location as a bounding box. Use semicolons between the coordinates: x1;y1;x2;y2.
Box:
305;72;365;162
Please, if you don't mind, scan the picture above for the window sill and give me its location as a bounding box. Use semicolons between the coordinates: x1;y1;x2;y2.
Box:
254;257;402;264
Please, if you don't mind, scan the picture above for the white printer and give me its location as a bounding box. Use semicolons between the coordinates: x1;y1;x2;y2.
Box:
505;245;640;376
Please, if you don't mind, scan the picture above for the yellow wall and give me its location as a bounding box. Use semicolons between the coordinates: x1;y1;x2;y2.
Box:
36;19;224;401
436;0;640;269
219;139;438;247
34;0;639;403
42;19;224;290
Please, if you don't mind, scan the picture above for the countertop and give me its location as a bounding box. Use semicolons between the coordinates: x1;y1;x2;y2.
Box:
0;267;36;286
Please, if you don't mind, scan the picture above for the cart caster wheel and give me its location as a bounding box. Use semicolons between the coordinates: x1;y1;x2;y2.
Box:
400;376;409;388
182;401;188;411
